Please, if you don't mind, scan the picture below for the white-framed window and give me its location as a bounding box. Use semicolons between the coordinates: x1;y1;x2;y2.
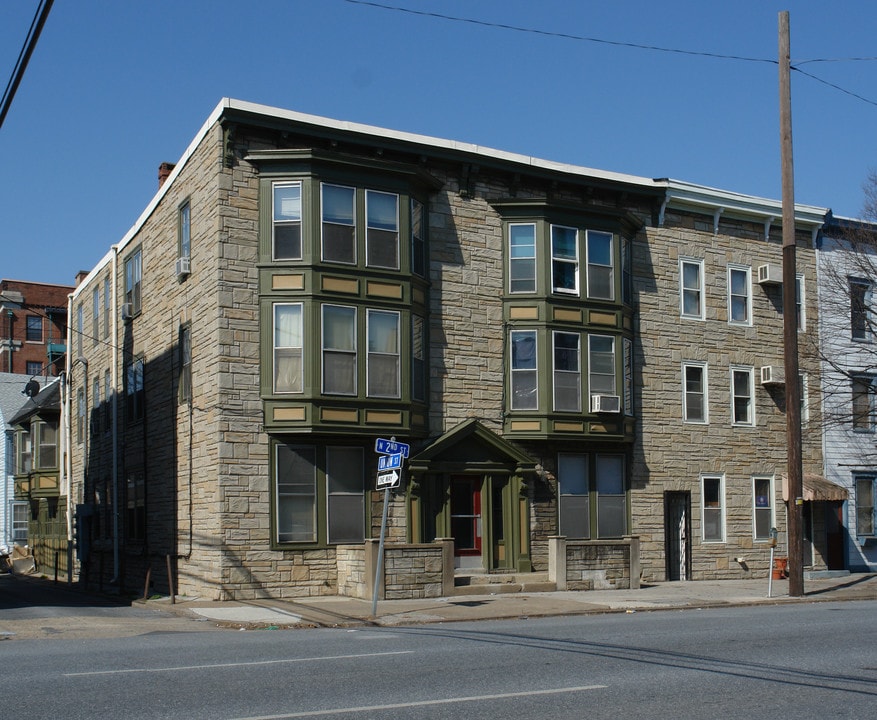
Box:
367;309;400;398
326;446;365;544
586;230;614;300
11;501;28;543
322;304;357;395
411;198;426;277
508;223;537;293
92;286;100;345
682;361;708;423
852;375;875;432
752;475;774;541
365;190;399;269
124;248;142;316
701;474;725;542
273;182;302;260
731;366;755;426
595;454;626;538
727;265;751;325
273;303;303;394
558;453;589;539
15;427;32;474
179;323;192;404
795;275;805;331
553;331;581;412
179;200;191;260
103;276;110;339
321;183;356;264
510;329;538;410
588;334;616;401
850;277;871;341
800;374;810;424
855;474;875;537
76;304;83;357
680;258;704;319
276;445;317;543
551;224;579;295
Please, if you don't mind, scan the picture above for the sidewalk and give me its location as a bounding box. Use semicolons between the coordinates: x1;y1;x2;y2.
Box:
154;573;877;629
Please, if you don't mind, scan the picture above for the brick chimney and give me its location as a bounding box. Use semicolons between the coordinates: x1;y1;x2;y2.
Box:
158;162;176;188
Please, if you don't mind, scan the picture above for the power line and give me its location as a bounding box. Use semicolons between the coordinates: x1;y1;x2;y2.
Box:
343;0;877;107
0;0;54;130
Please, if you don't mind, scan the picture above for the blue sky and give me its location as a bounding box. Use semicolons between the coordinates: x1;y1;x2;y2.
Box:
2;0;876;286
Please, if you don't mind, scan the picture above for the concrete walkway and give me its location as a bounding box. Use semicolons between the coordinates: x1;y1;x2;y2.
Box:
155;573;877;629
3;571;875;641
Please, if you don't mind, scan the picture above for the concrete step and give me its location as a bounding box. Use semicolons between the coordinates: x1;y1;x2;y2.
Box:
452;572;555;595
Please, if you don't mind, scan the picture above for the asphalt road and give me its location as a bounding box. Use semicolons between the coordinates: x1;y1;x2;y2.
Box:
2;596;875;719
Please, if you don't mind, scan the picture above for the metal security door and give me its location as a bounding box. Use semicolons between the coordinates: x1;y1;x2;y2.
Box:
665;492;691;581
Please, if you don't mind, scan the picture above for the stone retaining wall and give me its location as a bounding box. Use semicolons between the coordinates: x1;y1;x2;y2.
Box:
548;536;640;591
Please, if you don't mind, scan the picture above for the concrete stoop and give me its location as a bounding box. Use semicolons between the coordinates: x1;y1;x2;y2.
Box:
452;571;556;596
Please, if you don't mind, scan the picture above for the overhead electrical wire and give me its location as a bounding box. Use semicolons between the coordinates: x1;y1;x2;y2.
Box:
0;0;54;131
342;0;877;107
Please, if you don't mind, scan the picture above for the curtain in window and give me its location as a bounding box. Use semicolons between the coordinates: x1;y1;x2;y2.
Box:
274;305;303;393
323;306;356;394
368;311;399;397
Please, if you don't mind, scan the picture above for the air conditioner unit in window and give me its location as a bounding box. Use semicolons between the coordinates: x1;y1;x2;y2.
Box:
175;256;191;278
760;365;785;385
591;394;621;413
121;303;133;322
757;263;782;285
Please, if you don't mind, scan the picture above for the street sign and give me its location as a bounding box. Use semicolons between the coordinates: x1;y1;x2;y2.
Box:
378;453;403;472
376;469;401;489
375;438;410;457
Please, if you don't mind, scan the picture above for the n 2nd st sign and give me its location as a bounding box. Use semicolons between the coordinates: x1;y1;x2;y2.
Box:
375;438;410;458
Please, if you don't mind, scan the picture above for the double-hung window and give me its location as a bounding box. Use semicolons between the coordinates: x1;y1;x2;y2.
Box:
12;501;28;542
680;259;704;319
852;375;875;432
322;184;356;264
588;335;616;403
103;277;110;338
412;314;426;402
553;331;581;412
850;278;871;340
92;287;100;345
510;330;538;410
509;224;536;293
595;454;626;537
367;309;400;398
702;474;725;542
366;190;399;269
276;445;317;543
322;305;357;395
26;315;42;342
411;199;426;277
558;453;589;538
125;357;144;423
586;230;614;300
326;447;365;543
551;225;578;295
728;265;751;325
179;324;192;403
273;182;302;260
752;476;774;540
855;475;876;537
682;362;708;423
179;200;191;260
731;367;755;426
15;428;32;474
273;304;303;394
124;249;142;316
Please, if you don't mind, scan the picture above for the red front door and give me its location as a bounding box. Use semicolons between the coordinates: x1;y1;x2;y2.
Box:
450;476;482;557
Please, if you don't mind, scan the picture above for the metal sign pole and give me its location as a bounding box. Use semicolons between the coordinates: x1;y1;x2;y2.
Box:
372;487;391;616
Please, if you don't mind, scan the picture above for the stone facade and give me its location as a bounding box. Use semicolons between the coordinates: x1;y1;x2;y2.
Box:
65;99;835;601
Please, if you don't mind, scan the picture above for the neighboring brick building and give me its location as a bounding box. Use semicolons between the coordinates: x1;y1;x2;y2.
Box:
65;99;833;599
0;279;74;377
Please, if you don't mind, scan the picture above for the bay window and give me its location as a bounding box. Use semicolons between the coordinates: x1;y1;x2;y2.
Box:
551;225;578;295
367;309;400;398
366;190;399;269
510;330;538;410
553;331;581;412
321;184;356;264
322;305;357;395
509;224;537;293
274;303;303;394
588;335;616;401
586;230;614;300
273;182;302;260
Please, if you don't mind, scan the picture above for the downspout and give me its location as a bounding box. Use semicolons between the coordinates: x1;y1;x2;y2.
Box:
63;291;73;583
111;246;120;583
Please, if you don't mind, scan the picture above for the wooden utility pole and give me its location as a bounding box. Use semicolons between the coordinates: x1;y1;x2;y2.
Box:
779;10;804;597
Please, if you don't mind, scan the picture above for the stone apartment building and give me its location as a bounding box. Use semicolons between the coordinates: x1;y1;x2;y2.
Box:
65;99;831;599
